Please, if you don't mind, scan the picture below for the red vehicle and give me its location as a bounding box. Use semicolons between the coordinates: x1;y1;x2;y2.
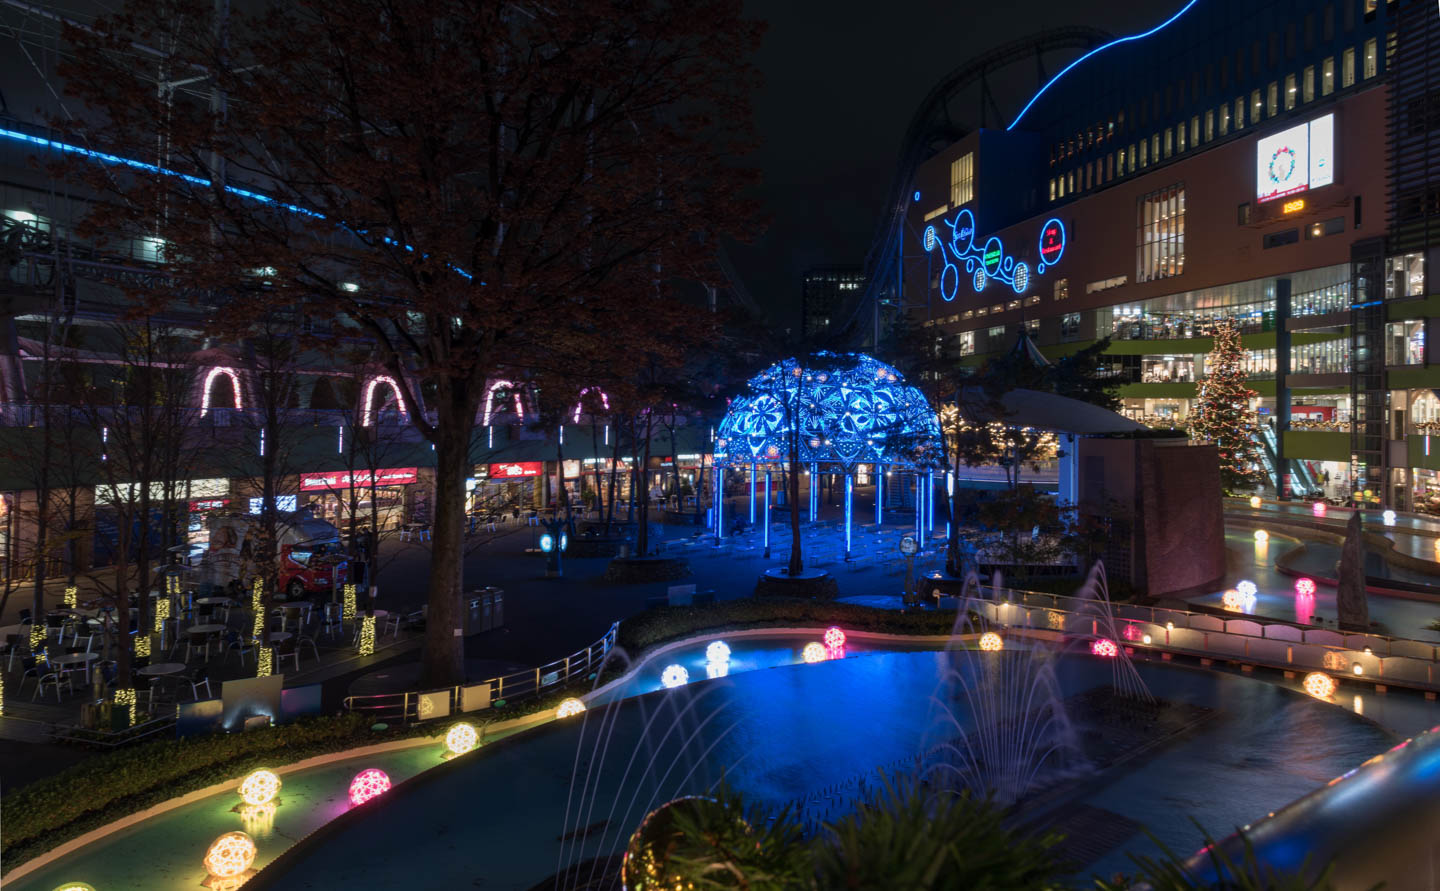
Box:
200;512;349;598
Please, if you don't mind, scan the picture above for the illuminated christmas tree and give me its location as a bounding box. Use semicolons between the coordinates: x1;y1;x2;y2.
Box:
1190;318;1266;492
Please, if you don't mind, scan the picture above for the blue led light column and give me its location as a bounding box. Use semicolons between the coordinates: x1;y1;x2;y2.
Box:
927;471;935;534
875;465;884;525
763;469;772;558
945;470;954;540
844;473;854;560
914;475;922;541
808;463;818;522
749;462;757;524
714;470;724;546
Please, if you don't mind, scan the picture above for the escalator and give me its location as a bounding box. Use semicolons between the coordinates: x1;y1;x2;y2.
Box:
1254;425;1320;496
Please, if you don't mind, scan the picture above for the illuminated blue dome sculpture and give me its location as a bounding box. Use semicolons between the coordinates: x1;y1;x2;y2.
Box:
714;353;942;471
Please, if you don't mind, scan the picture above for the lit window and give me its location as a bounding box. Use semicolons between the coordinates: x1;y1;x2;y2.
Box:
1322;57;1334;96
1364;38;1377;79
1177;125;1186;153
1302;65;1315;103
1219;104;1230;136
1061;312;1082;339
1152;134;1160;161
950;153;975;207
1137;183;1186;283
1049;178;1057;201
988;326;1005;338
1342;47;1355;87
1252;89;1262;122
1128;144;1137;169
958;331;975;356
1053;278;1069;300
1267;81;1278;116
1190;115;1200;146
1204;110;1214;141
1164;128;1173;158
1140;139;1148;167
1285;74;1297;110
1234;97;1245;130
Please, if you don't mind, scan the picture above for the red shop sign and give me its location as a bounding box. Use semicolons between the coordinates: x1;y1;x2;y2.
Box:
189;498;231;512
488;461;544;478
300;467;420;491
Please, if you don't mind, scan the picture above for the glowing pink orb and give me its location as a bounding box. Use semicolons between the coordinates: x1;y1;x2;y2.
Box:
348;768;391;805
823;626;846;649
1312;502;1326;518
1090;638;1119;658
1122;624;1139;641
1295;578;1317;596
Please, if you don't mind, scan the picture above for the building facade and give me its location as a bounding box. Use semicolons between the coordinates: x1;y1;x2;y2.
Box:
905;0;1440;510
801;266;866;339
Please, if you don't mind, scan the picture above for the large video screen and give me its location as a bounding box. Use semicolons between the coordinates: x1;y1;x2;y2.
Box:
1256;113;1335;202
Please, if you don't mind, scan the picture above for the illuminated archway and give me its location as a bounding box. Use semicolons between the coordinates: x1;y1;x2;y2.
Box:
571;387;610;423
361;376;406;427
482;380;526;426
200;366;243;416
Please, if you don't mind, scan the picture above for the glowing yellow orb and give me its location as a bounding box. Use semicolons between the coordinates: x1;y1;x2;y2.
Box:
802;642;827;663
1249;495;1261;509
1222;589;1243;610
1303;672;1336;699
556;697;587;719
203;831;257;878
51;884;97;891
1253;529;1269;542
445;722;479;754
238;769;281;806
977;632;1003;652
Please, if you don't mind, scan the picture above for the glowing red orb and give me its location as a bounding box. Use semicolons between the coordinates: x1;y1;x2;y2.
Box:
1295;578;1317;596
823;626;846;649
1090;638;1119;658
348;768;391;805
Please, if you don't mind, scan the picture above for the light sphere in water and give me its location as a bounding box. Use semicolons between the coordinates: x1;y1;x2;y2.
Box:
1383;509;1397;526
823;626;846;649
556;697;587;718
802;642;827;663
978;632;1003;652
348;768;391;805
705;641;731;663
1295;577;1317;596
1222;589;1244;611
238;768;281;806
1090;638;1119;658
51;884;97;891
1312;501;1327;517
660;664;689;688
1304;671;1336;699
203;831;257;878
1253;529;1269;542
1236;580;1258;597
445;722;478;754
621;797;746;891
1249;495;1262;509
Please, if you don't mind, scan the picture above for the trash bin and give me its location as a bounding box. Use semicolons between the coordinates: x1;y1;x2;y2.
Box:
462;589;505;634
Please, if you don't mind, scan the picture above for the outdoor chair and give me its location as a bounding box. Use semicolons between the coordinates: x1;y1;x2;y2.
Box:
2;633;21;671
71;618;102;653
175;629;217;662
276;638;302;673
320;602;344;639
44;612;66;642
380;612;402;638
31;665;68;702
297;633;321;663
17;655;42;696
188;667;213;700
223;631;254;666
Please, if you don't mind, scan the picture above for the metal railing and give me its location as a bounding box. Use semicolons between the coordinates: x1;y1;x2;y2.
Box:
341;622;620;724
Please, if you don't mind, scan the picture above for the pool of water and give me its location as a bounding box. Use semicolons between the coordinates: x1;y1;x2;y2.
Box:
244;646;1404;890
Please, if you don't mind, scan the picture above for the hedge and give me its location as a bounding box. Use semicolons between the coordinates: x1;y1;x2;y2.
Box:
0;682;594;873
614;598;965;654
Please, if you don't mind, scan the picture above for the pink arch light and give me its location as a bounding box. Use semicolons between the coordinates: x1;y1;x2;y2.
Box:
482;380;526;426
200;366;243;415
361;376;405;427
571;387;610;423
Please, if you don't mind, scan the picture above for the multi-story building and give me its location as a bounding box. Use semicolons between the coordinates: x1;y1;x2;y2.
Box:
801;266;866;339
905;0;1440;511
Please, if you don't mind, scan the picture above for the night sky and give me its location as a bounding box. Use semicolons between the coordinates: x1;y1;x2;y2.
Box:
732;0;1165;328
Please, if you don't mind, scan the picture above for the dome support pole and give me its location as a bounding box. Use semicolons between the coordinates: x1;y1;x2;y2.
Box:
808;463;818;522
749;462;757;525
927;471;936;534
762;469;772;558
844;472;854;560
875;464;884;525
713;469;723;546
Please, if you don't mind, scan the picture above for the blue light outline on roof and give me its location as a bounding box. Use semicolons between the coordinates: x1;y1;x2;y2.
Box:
1006;0;1202;131
0;125;484;281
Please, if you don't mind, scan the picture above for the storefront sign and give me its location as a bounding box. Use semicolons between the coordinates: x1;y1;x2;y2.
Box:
300;467;419;491
189;498;231;512
489;461;544;478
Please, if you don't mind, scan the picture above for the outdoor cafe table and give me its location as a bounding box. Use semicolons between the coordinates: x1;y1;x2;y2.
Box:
195;597;233;607
185;624;227;636
49;651;99;670
137;662;187;677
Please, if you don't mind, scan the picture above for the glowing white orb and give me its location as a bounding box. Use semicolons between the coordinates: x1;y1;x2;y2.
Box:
445;722;478;754
802;642;828;663
1142;634;1153;645
1383;509;1396;526
705;641;731;663
556;697;586;718
1249;495;1262;509
348;768;391;805
823;626;846;649
1090;638;1118;658
1254;529;1269;542
660;664;689;688
1352;663;1365;676
203;831;257;878
1237;580;1258;597
238;769;281;806
977;632;1003;652
1303;672;1335;699
1295;577;1317;596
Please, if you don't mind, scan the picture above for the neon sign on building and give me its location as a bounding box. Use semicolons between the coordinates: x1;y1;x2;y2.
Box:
922;208;1066;302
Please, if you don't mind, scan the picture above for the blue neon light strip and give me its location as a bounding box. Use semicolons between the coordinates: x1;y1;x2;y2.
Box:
1007;0;1202;131
0;125;487;280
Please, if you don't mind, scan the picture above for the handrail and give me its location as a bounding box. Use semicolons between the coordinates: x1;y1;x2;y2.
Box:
342;621;620;723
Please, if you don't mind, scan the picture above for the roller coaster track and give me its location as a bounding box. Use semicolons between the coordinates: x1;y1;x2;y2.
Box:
845;26;1112;342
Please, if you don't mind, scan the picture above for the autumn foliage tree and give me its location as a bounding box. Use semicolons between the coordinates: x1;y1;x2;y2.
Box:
58;0;762;685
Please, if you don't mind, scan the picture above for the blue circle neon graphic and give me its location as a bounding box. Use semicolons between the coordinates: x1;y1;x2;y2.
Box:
912;190;922;202
924;208;1065;295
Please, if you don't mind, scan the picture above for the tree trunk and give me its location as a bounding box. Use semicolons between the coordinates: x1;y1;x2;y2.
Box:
635;414;653;556
418;405;470;688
